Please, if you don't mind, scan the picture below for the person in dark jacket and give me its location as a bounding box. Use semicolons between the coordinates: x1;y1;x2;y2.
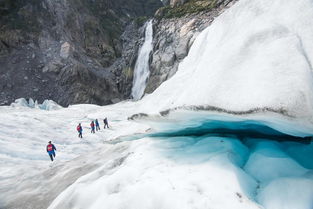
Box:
47;141;57;161
77;123;83;138
95;119;100;131
103;117;109;129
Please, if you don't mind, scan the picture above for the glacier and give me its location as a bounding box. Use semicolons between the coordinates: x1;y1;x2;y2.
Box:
140;0;313;128
10;98;62;110
1;0;313;208
0;102;312;209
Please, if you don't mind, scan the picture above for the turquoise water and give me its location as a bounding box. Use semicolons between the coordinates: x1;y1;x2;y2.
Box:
149;119;312;142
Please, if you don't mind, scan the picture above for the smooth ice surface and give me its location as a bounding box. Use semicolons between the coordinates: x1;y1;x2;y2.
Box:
244;140;308;183
283;142;313;169
131;20;153;100
257;178;313;209
140;0;313;127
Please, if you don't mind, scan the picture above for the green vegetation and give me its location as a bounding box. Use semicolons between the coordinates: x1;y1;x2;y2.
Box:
134;16;149;27
123;67;134;79
156;0;219;19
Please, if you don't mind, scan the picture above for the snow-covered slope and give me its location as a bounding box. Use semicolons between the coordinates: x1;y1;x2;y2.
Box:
141;0;313;126
0;102;149;209
1;101;312;209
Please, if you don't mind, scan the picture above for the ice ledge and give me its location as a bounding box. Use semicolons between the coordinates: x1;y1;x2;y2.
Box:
129;105;291;120
129;106;313;139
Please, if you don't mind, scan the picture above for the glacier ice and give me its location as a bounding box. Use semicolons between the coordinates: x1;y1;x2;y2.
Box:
1;100;312;209
48;137;261;209
257;177;313;209
283;142;313;169
10;98;62;110
244;140;308;183
140;0;313;129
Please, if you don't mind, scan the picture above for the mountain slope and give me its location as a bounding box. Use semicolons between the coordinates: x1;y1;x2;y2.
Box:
0;0;162;106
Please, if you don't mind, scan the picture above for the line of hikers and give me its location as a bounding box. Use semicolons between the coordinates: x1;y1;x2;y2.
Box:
46;118;109;161
76;117;109;138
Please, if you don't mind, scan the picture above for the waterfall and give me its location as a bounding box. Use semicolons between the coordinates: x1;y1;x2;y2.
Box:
131;20;153;100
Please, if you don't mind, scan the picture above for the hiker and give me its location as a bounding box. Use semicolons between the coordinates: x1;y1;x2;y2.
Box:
103;117;109;129
95;119;100;131
77;123;83;138
47;141;57;161
90;121;95;133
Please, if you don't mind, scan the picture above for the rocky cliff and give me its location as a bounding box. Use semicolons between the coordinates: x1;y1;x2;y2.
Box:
0;0;162;106
0;0;238;106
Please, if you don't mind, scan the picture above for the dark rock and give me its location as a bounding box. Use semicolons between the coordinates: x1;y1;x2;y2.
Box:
0;0;162;106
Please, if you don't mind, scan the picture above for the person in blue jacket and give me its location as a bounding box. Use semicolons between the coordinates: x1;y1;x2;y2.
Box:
47;141;57;161
95;119;100;131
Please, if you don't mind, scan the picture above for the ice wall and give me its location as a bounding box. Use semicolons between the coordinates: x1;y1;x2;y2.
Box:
131;20;154;100
10;98;62;110
141;0;313;126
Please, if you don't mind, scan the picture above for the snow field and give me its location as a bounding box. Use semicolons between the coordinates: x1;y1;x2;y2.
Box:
0;101;149;208
48;137;261;209
48;124;312;209
0;101;312;209
47;110;313;209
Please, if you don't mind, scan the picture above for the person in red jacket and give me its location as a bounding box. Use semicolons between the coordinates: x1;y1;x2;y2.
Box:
77;123;83;138
90;121;95;133
47;141;57;161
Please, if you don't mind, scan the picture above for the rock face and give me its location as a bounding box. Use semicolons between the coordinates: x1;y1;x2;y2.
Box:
170;0;188;7
0;0;162;106
145;0;237;94
59;42;71;59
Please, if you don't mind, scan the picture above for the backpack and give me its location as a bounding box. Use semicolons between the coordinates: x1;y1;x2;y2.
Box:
47;144;53;151
77;125;81;131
